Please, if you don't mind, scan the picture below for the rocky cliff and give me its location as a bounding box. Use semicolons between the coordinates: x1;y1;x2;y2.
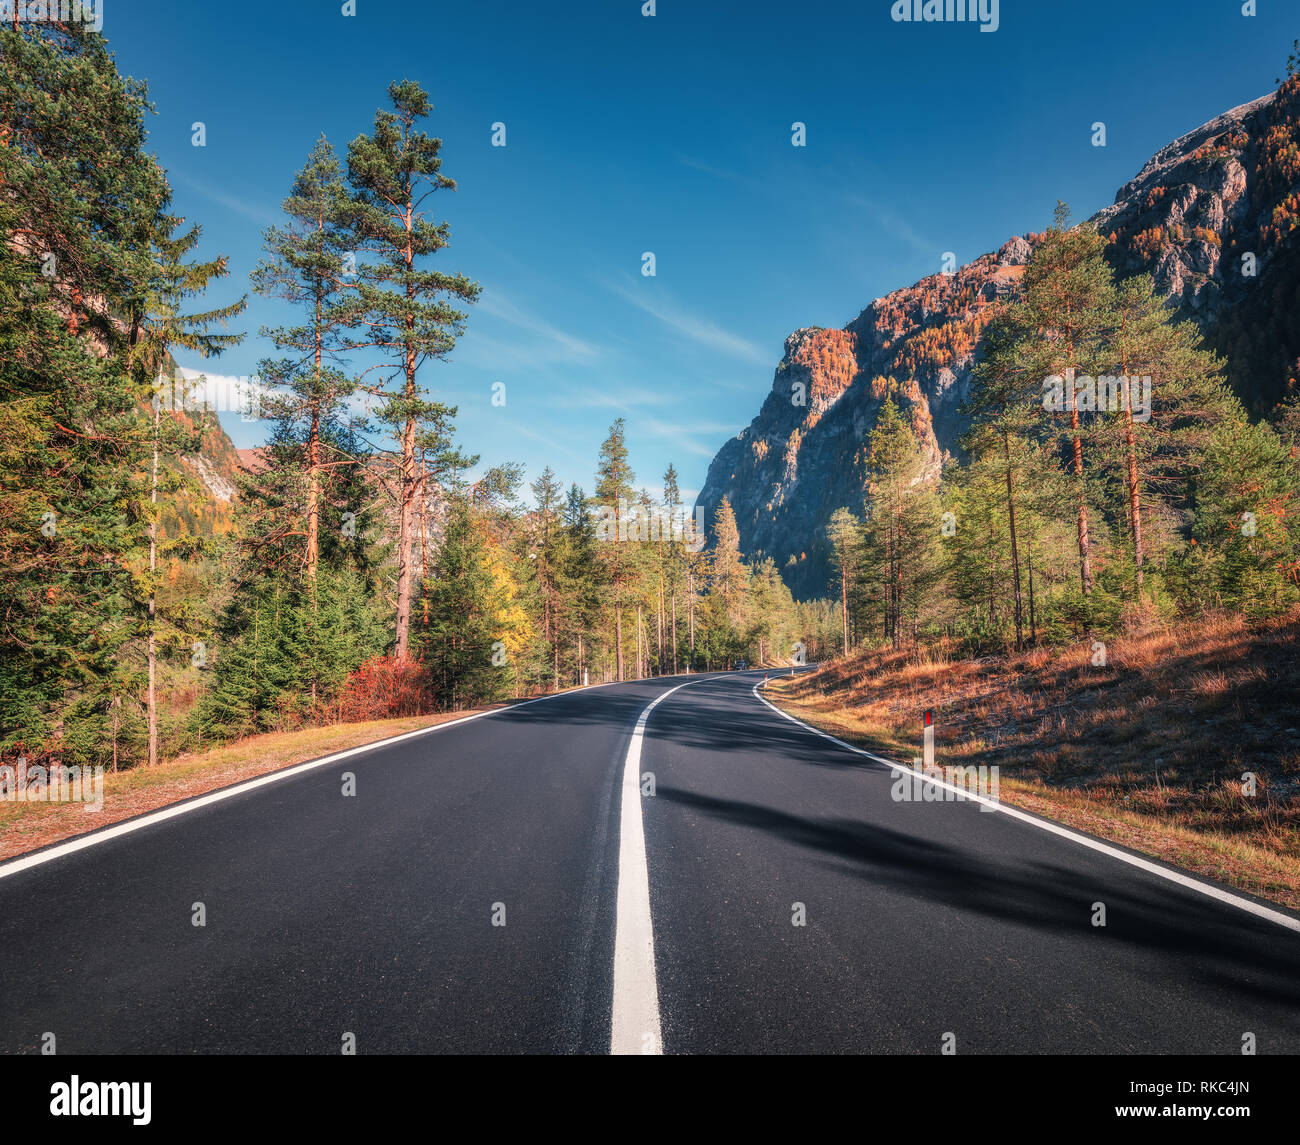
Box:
698;78;1300;600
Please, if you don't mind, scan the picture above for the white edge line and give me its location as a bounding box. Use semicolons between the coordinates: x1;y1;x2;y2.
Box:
611;677;707;1055
0;679;639;882
753;680;1300;937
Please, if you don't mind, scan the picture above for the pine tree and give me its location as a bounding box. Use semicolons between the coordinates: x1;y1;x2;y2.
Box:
251;136;357;587
1099;273;1236;592
1012;204;1115;598
964;316;1047;646
343;81;479;662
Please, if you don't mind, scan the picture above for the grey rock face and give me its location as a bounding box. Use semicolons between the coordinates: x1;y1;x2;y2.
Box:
697;89;1290;600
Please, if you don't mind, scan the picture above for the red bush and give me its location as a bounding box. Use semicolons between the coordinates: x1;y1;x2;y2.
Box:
332;656;433;723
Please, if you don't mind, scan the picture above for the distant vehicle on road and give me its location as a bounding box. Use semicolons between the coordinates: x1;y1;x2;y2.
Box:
733;659;748;671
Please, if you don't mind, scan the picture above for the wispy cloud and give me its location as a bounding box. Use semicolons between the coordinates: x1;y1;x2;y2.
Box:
844;192;935;256
475;290;602;362
509;422;592;467
169;170;277;227
710;376;765;393
555;383;676;410
675;153;762;192
628;416;742;458
603;277;770;365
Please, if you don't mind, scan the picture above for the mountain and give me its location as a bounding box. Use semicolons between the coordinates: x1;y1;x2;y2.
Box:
156;369;246;542
697;77;1300;600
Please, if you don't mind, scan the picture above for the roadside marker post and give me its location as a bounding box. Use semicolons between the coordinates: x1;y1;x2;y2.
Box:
923;709;934;770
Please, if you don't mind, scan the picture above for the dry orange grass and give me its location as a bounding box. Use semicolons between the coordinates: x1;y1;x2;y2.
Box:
771;608;1300;911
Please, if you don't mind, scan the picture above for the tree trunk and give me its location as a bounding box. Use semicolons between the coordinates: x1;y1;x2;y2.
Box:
688;572;696;669
395;421;416;660
1026;512;1037;643
1004;432;1024;650
657;576;664;676
394;195;418;661
147;402;159;768
1120;344;1145;591
306;271;322;584
671;592;678;673
636;604;643;679
840;555;849;656
1069;399;1093;596
615;597;624;681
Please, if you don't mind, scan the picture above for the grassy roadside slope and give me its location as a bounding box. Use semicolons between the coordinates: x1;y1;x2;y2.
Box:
765;610;1300;912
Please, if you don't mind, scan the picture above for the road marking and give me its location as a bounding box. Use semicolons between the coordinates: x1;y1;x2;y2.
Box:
753;681;1300;936
0;677;651;882
611;678;705;1055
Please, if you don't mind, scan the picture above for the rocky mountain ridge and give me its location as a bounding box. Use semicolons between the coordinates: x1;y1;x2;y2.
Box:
698;80;1300;600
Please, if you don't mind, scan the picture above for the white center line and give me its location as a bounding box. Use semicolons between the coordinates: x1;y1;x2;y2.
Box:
610;678;705;1055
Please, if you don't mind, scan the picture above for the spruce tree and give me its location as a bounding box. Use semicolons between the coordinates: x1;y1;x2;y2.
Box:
1;21;242;766
827;507;863;655
662;463;683;672
594;419;636;679
860;398;943;648
557;483;601;684
710;496;747;623
423;497;511;708
125;220;246;767
529;467;564;688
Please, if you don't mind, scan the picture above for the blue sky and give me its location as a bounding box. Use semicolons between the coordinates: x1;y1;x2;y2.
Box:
102;0;1293;506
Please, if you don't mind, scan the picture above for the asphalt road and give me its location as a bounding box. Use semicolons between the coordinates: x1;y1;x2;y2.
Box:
2;669;1299;1054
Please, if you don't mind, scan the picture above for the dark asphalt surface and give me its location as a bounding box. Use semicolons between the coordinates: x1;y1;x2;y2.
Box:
2;669;1299;1054
645;674;1300;1053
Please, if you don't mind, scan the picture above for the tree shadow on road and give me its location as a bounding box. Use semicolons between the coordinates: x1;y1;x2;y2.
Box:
655;784;1300;1016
